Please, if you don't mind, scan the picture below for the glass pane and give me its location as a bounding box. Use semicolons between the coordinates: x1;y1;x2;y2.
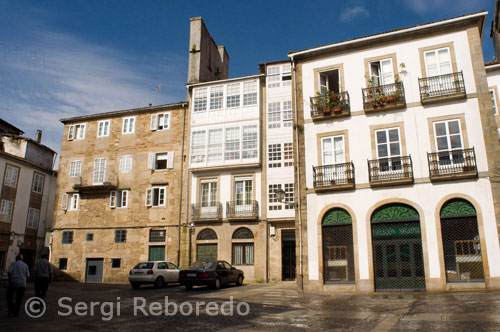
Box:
334;136;344;163
438;49;451;74
376;131;387;144
322;138;333;165
388;129;399;142
436;137;449;151
234;245;243;265
450;135;462;149
435;123;447;136
378;144;388;158
246;244;254;265
448;121;460;135
425;51;438;76
390;143;401;156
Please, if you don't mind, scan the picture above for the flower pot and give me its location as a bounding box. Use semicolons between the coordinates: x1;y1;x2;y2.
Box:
334;106;342;112
323;108;331;114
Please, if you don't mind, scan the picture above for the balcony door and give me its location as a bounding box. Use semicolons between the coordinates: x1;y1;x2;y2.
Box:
424;48;452;77
319;69;340;94
375;128;402;172
200;180;217;215
234;177;253;216
434;120;464;166
370;59;394;86
321;135;345;183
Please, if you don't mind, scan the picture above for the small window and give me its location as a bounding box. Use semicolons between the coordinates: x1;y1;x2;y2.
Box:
86;233;94;241
148;152;174;170
110;190;129;208
32;173;44;193
232;243;254;265
268;102;281;129
122;117;135;134
150;113;171;131
145;187;166;207
243;81;257;106
97;120;110;137
111;259;121;269
210;86;223;110
27;208;40;229
62;231;73;244
149;229;166;242
424;47;452;77
282;100;292;124
58;258;68;270
4;165;19;188
226;83;241;108
68;124;86;140
0;200;14;222
267;66;281;88
119;155;133;173
284;183;294;209
115;230;127;243
490;89;498;115
284;143;293;167
224;127;240;160
268;144;282;168
68;194;79;211
191;130;206;163
368;59;394;86
194;88;208;112
69;160;82;177
268;184;283;211
318;69;340;94
93;158;106;184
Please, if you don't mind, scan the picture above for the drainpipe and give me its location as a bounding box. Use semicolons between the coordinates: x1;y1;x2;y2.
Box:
177;102;188;267
291;56;304;290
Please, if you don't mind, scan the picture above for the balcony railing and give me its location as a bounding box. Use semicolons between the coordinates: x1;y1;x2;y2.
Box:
362;82;406;112
72;173;118;193
310;91;350;120
313;162;355;192
419;71;466;103
427;148;477;181
368;156;414;187
191;203;222;222
226;200;259;220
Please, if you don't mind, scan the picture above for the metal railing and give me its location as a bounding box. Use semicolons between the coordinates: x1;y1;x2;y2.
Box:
310;91;350;118
226;200;259;219
368;155;413;184
362;82;405;110
419;71;465;101
313;162;355;189
191;202;222;221
427;148;477;178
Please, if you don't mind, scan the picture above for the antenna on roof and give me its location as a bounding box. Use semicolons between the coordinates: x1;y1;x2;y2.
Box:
155;84;164;105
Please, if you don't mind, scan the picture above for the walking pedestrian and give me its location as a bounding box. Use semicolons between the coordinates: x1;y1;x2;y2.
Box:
34;253;52;299
6;254;30;317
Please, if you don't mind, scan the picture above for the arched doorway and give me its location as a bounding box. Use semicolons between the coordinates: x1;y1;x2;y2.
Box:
440;198;484;281
371;203;425;291
196;228;218;262
322;208;355;283
232;228;254;266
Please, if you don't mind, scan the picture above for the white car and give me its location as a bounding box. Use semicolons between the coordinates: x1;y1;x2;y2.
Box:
129;261;180;289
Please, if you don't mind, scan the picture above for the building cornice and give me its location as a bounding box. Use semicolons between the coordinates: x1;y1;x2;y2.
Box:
185;74;264;88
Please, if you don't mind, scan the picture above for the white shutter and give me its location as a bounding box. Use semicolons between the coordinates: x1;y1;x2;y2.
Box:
146;189;152;206
147;152;155;170
68;125;75;140
167;151;175;169
164;113;170;129
319;73;328;94
61;194;68;210
381;59;394;85
151;114;158;131
110;191;117;208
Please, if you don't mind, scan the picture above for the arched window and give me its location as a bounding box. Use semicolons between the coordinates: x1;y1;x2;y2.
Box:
322;208;354;283
232;227;254;266
440;198;484;281
197;228;218;240
196;228;217;262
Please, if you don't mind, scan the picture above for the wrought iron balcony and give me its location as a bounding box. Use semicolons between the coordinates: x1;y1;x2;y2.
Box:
419;71;466;104
427;148;477;182
310;91;350;120
72;173;118;193
362;82;406;112
313;162;355;192
191;203;222;222
368;156;414;187
226;200;259;220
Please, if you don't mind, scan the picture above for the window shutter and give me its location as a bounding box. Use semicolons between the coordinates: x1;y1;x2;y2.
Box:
79;124;86;139
167;151;175;169
151;114;158;131
68;125;75;140
147;152;155;170
146;189;152;206
164;113;170;129
61;194;68;210
110;191;117;208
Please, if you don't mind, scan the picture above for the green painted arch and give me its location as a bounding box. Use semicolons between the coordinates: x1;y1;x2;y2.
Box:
371;203;419;222
322;208;352;225
440;198;476;217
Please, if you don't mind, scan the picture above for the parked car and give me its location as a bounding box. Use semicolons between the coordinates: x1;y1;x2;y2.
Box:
129;261;180;289
179;260;244;290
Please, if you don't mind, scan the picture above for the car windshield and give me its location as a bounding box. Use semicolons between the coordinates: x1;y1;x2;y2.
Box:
187;261;216;270
133;262;154;269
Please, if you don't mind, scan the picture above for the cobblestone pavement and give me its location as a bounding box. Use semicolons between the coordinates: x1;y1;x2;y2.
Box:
1;282;500;331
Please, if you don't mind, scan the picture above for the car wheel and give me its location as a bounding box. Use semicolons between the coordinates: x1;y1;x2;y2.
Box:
154;276;164;288
213;278;221;290
236;275;244;286
185;284;193;290
130;282;141;289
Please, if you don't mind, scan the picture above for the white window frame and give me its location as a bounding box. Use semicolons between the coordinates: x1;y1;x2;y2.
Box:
119;155;133;173
193;88;208;112
207;128;223;163
200;180;217;207
224;127;240;160
282;100;293;125
68;123;86;140
226;83;241;108
4;165;19;188
209;85;224;110
243;81;258;106
93;158;106;185
490;89;498;115
191;130;207;164
434;119;463;152
69;193;79;211
110;190;129;209
268;184;282;210
0;200;13;222
145;187;166;207
369;58;394;86
268;102;281;129
424;47;452;77
97;120;110;137
27;207;40;229
375;128;401;159
267;66;281;88
32;173;44;193
321;135;345;165
150;112;171;131
69;160;82;178
122;117;135;134
234;177;253;205
148;152;174;170
268;143;282;168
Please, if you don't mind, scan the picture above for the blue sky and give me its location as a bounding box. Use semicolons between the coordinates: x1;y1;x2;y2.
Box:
0;0;494;165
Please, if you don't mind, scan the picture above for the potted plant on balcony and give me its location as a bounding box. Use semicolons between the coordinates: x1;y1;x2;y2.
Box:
331;93;344;112
315;91;332;114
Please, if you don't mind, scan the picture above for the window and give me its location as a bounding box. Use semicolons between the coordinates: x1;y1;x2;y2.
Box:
268;102;281;128
232;243;254;265
242;125;258;159
119;155;132;173
115;230;126;243
267;66;280;88
434;120;463;152
234;177;252;205
226;83;240;108
490;89;498;115
283;100;292;126
200;180;217;207
0;200;13;222
122;117;135;134
58;258;68;270
69;160;82;177
68;193;79;211
97;120;110;137
93;158;106;184
224;127;240;160
319;69;340;94
268;144;282;168
207;129;223;162
26;208;39;229
150;229;166;242
282;64;292;87
210;86;223;110
4;165;19;188
68;124;86;140
111;259;121;268
284;183;294;209
194;88;208;112
321;135;345;165
62;231;73;244
268;184;282;210
148;152;174;170
243;81;257;106
191;130;206;163
424;48;452;77
150;113;170;131
369;59;394;85
110;190;129;208
284;143;293;167
86;233;94;241
146;187;166;207
32;173;44;193
498;128;500;140
375;128;402;171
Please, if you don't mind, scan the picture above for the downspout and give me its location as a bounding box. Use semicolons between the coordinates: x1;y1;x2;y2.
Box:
177;102;188;267
291;56;304;290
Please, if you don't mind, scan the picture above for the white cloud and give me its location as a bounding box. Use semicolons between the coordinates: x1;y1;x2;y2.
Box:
339;6;370;23
403;0;488;15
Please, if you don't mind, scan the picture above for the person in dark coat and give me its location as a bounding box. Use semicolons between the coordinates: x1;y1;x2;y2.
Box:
6;254;30;317
34;253;52;299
